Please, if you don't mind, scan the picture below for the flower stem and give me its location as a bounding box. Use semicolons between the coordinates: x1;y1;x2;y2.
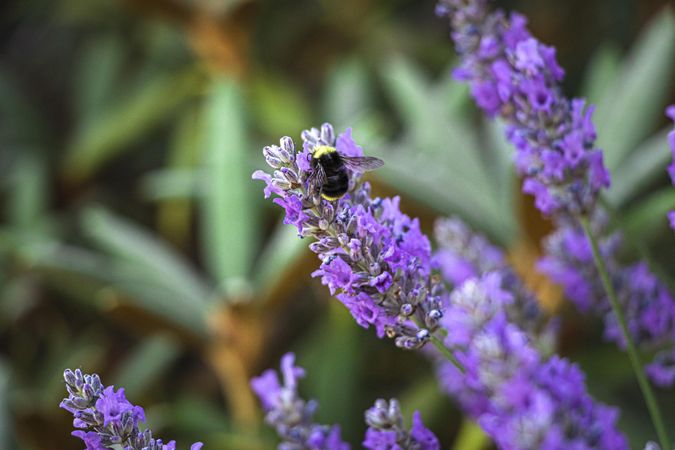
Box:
430;334;465;373
580;216;671;450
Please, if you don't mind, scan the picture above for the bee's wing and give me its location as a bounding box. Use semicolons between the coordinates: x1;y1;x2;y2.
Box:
341;156;384;172
306;163;326;194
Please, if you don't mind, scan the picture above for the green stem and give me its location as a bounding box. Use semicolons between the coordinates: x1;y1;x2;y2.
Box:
430;334;465;373
580;216;671;450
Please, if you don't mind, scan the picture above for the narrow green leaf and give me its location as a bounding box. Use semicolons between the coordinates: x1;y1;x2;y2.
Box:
606;128;672;206
73;35;125;128
595;9;675;171
6;151;47;228
253;220;308;297
200;77;256;296
580;44;621;103
621;188;675;241
324;59;372;127
81;207;212;304
112;334;182;399
64;68;203;181
141;168;200;201
250;73;311;137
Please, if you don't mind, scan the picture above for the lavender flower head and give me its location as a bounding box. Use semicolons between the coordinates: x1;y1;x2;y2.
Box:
250;353;349;450
437;272;628;449
251;354;440;450
667;105;675;229
60;368;203;450
363;399;439;450
436;0;610;216
539;217;675;387
253;124;447;350
433;217;556;348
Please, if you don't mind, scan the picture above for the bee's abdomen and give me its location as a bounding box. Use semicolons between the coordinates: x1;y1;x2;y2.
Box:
321;170;349;199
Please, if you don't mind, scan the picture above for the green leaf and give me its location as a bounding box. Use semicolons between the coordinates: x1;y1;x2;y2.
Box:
141;168;200;201
81;207;212;304
112;334;182;399
249;73;311;138
580;44;621;103
595;9;675;172
73;35;125;128
200;77;257;297
5;151;48;228
620;188;675;241
27;243;208;336
323;59;372;127
64;68;203;181
606;128;672;206
252;220;308;298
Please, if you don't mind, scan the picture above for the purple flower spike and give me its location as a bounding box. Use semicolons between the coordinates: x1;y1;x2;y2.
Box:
433;217;556;345
254;124;450;350
363;399;440;450
540;216;675;387
436;273;628;449
437;0;609;216
250;353;350;450
60;368;202;449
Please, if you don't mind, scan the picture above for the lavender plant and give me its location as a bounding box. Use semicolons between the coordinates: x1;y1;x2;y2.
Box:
436;0;673;447
60;369;203;450
250;352;441;450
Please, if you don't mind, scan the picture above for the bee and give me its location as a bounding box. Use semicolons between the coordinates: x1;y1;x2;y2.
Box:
308;145;384;201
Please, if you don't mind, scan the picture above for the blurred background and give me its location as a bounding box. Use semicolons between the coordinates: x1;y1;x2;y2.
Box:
1;0;675;448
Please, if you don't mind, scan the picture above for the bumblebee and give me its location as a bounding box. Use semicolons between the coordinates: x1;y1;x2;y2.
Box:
308;145;384;201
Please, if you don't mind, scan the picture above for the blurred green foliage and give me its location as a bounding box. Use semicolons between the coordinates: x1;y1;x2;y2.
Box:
0;0;674;449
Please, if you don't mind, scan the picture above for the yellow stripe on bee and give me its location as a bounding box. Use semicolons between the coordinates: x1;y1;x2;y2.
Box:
313;145;337;159
320;192;345;201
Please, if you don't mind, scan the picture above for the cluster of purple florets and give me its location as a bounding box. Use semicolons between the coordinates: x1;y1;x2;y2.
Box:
60;369;202;450
250;353;440;450
253;124;446;350
540;218;675;387
437;273;627;449
436;0;610;217
251;353;350;450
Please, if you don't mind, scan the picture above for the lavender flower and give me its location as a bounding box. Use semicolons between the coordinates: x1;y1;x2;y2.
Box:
60;368;203;450
437;273;628;449
667;105;675;229
540;219;675;387
363;399;439;450
251;354;439;450
436;0;610;216
250;353;349;450
253;124;447;350
433;217;556;349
